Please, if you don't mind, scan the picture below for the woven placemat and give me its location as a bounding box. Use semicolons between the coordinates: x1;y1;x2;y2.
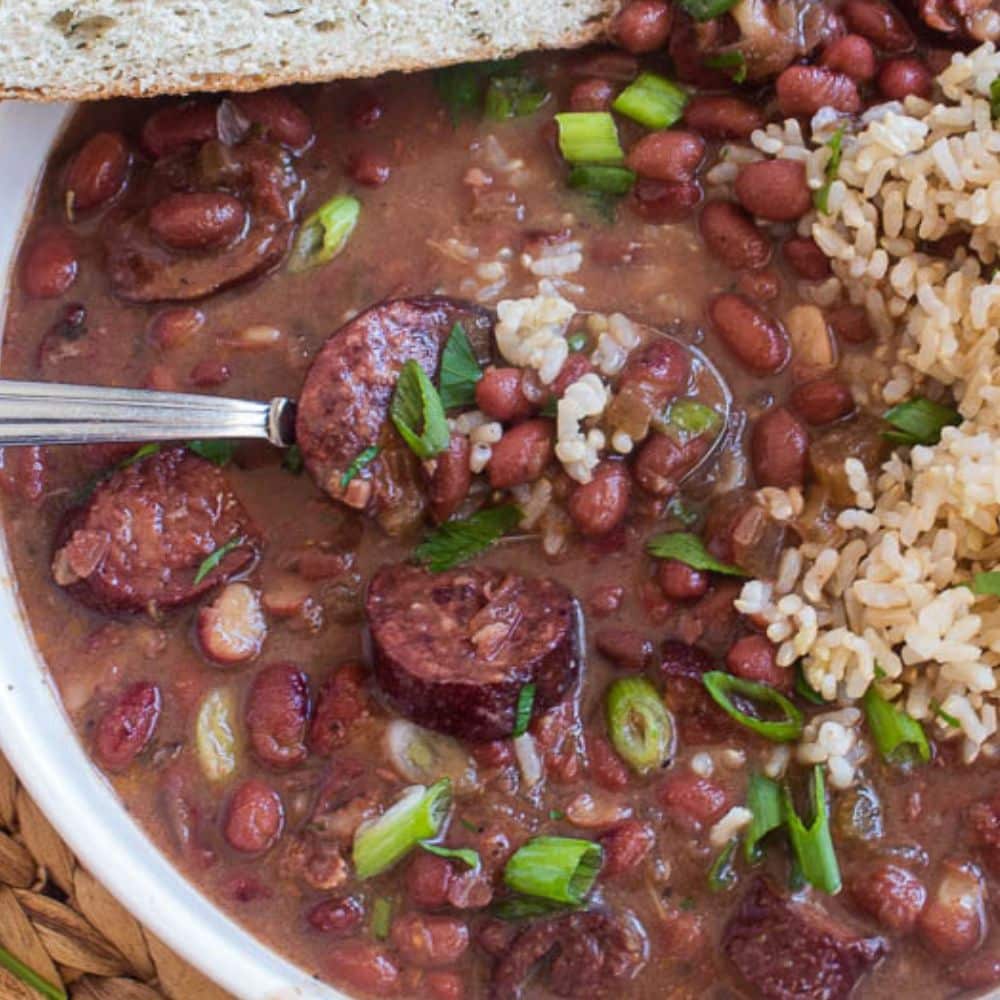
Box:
0;753;236;1000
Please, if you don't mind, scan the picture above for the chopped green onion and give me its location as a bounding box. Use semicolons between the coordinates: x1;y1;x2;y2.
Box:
288;194;360;272
862;684;930;765
414;504;522;573
567;164;636;195
121;443;161;467
646;532;747;577
282;444;304;474
420;841;481;870
503;836;602;904
187;439;235;466
0;944;66;1000
703;51;747;84
554;112;624;165
612;72;688;130
783;766;841;894
512;683;536;739
193;536;242;585
813;127;844;214
883;396;960;447
971;571;1000;597
605;676;674;775
438;323;482;410
485;74;549;120
679;896;696;911
744;773;783;863
492;896;575;921
391;359;450;460
371;897;393;940
340;445;380;490
702;672;804;742
707;838;739;892
567;332;589;353
930;699;961;729
540;396;558;418
548;809;565;821
459;817;479;833
435;63;486;122
991;77;1000;119
678;0;740;20
353;779;452;879
667;400;722;439
794;662;825;705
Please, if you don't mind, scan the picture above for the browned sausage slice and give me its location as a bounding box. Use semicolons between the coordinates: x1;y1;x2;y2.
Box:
53;447;258;613
366;563;580;741
296;297;491;533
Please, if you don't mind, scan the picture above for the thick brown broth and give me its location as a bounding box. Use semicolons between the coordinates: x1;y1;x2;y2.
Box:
2;26;1000;1000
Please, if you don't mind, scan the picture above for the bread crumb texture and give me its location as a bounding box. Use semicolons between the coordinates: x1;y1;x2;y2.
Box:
1;1;620;101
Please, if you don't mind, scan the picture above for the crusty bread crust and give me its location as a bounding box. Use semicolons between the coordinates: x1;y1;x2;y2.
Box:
1;2;620;102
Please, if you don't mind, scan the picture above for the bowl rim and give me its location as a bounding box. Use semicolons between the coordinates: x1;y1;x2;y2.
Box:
0;98;341;1000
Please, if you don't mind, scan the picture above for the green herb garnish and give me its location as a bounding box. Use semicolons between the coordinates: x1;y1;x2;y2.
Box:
371;897;392;940
930;699;961;729
883;396;960;446
567;164;636;196
863;684;930;765
667;400;722;439
991;77;1000;119
783;766;841;894
646;532;747;576
340;445;380;490
121;443;161;467
390;359;450;460
702;672;805;743
414;504;521;573
504;836;602;905
492;896;576;921
282;443;304;474
744;773;783;863
438;323;482;410
606;676;674;775
420;841;481;870
612;72;688;129
548;809;565;821
678;0;740;20
485;74;549;120
813;127;845;214
513;683;537;739
567;332;589;353
554;112;625;165
703;51;747;84
794;662;825;705
707;838;739;892
971;571;1000;597
288;194;360;272
193;536;242;585
187;439;235;466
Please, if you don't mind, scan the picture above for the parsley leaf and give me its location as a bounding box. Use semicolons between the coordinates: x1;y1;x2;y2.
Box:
193;537;243;585
414;505;521;573
512;684;536;738
282;444;304;474
972;571;1000;597
703;51;747;84
883;396;960;447
646;532;748;577
391;360;450;460
991;77;1000;119
438;323;482;410
187;440;235;466
340;445;380;489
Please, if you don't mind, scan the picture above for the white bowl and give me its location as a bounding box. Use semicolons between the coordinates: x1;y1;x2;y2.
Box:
0;100;341;1000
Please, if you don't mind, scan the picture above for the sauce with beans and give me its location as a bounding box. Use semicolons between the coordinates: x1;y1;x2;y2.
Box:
3;2;1000;997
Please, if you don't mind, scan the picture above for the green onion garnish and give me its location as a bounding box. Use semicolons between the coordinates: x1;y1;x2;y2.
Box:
485;74;549;120
503;836;602;904
353;779;452;879
883;396;960;447
612;72;688;130
371;897;393;940
438;323;482;410
813;126;844;214
567;164;636;196
0;944;66;1000
605;676;674;775
794;662;825;705
567;332;589;353
971;571;1000;597
121;442;161;467
492;896;575;921
391;359;450;460
991;77;1000;119
435;63;486;123
420;841;481;870
282;444;304;474
703;51;747;84
340;445;380;490
554;112;625;165
288;194;360;272
702;672;805;742
707;838;739;892
512;683;536;738
193;536;242;585
744;773;783;863
187;439;235;466
678;0;740;20
646;532;747;577
548;809;565;821
862;684;930;765
783;766;841;894
930;699;961;729
413;504;521;573
667;400;722;439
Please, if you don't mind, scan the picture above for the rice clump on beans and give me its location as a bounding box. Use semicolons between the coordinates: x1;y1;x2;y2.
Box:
733;43;1000;767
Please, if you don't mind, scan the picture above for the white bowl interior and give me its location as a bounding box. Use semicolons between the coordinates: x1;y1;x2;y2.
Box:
0;99;341;1000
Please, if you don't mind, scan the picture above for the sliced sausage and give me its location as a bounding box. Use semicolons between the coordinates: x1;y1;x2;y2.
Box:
366;564;580;741
53;447;258;614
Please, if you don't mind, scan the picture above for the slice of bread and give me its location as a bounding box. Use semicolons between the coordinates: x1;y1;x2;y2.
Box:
1;1;621;102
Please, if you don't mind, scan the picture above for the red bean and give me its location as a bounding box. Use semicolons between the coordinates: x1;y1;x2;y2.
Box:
699;201;772;271
149;192;246;251
600;820;655;877
683;95;764;139
917;861;986;957
589;735;630;790
65;132;130;211
611;0;673;53
572;51;640;82
487;419;553;489
633;433;708;497
588;584;624;617
726;634;788;690
569;78;616;112
389;913;470;967
625;130;705;183
476;367;534;421
776;65;862;117
735;160;811;223
245;663;311;769
784;237;831;280
949;953;1000;990
878;58;933;100
348;149;392;186
789;378;856;425
595;627;654;671
737;268;781;302
223;779;284;854
709;294;790;375
406;851;455;909
550;352;595;399
619;337;691;400
850;864;927;933
658;901;708;961
568;461;630;537
21;228;79;299
820;34;878;81
307;895;365;935
348;89;385;129
751;407;809;488
843;0;914;51
659;772;729;832
189;359;231;388
828;304;875;344
142;101;219;158
232;91;314;150
326;943;400;995
151;307;205;350
426;971;464;1000
94;682;162;771
631;178;702;222
658;559;709;601
308;662;369;755
0;446;47;504
429;434;472;524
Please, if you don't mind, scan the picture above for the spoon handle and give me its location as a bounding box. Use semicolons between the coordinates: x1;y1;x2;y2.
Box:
0;380;296;448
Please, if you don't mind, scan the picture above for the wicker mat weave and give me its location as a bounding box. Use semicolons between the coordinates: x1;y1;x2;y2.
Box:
0;753;235;1000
